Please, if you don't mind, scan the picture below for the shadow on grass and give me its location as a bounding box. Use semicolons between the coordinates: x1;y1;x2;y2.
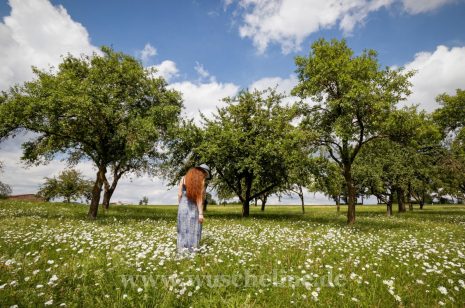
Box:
1;201;464;230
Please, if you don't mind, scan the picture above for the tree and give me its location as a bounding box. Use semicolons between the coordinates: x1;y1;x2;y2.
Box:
292;38;413;224
139;196;149;205
278;131;315;214
38;169;93;203
353;106;442;214
159;119;205;186
204;192;217;211
0;182;11;199
434;89;465;199
434;89;465;141
2;47;182;218
198;88;302;217
0;162;12;199
0;91;20;141
354;139;413;215
308;155;345;212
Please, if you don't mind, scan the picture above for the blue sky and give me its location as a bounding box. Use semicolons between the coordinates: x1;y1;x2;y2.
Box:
2;0;464;87
1;0;465;204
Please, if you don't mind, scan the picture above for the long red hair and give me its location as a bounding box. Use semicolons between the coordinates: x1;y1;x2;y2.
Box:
185;167;207;205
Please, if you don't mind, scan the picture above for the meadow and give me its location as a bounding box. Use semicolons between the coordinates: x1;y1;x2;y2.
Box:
0;201;464;307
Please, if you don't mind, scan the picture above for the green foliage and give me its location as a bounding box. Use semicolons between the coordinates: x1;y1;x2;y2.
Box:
0;182;11;199
434;89;465;159
6;46;182;167
38;169;93;203
205;192;217;205
139;196;149;205
0;162;11;199
308;154;344;201
385;106;441;148
434;89;465;137
354;106;444;207
433;89;465;197
292;38;413;160
1;46;183;217
0;91;20;141
197;88;302;214
160;119;205;186
292;38;414;222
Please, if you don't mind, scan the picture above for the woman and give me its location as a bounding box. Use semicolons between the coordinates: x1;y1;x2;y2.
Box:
176;165;209;255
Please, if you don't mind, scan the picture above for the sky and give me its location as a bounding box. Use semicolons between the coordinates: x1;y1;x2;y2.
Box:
1;0;465;205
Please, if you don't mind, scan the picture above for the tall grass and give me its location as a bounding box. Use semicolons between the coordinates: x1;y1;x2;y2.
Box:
0;200;464;307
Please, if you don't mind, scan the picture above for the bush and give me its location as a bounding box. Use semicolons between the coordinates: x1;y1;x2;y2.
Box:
0;182;11;199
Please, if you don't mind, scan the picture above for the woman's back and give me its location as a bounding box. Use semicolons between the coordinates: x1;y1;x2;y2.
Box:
177;176;202;255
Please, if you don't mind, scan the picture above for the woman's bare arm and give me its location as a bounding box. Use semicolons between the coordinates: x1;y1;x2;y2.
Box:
197;179;205;223
197;200;204;216
177;177;183;204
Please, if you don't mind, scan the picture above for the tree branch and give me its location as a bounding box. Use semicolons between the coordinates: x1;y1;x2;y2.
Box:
250;183;278;201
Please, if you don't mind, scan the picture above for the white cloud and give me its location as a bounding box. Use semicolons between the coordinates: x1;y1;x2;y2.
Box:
249;74;297;93
169;80;239;122
194;61;217;83
0;1;176;205
138;43;157;63
0;76;239;204
148;60;179;82
0;133;178;204
227;0;456;54
249;74;299;105
194;62;210;79
167;62;239;122
248;46;465;113
404;45;465;111
0;0;98;89
402;0;455;13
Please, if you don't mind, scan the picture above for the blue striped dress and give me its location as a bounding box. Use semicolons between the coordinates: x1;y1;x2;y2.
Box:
176;179;202;255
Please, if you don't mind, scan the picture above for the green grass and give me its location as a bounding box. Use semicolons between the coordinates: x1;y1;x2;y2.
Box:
0;201;464;307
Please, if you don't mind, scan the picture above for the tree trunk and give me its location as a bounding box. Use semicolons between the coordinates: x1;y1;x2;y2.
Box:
88;166;105;219
344;164;356;224
203;199;207;212
260;195;267;211
334;196;340;213
397;187;406;213
387;193;393;216
254;198;257;207
102;188;114;210
408;182;413;211
242;176;252;217
242;199;250;217
299;186;305;214
419;192;425;209
102;171;122;210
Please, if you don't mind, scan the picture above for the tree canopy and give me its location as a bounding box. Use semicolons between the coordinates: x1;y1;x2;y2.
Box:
292;38;414;223
434;89;465;199
1;46;183;218
38;169;93;203
0;161;12;199
197;88;303;216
